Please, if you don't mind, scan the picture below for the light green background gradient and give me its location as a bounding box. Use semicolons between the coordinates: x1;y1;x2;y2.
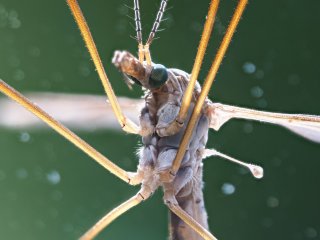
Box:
0;0;319;239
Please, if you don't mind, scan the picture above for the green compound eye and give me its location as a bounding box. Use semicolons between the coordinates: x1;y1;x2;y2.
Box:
149;64;168;88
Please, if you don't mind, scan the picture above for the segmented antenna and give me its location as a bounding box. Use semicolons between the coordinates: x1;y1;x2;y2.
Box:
134;0;143;44
146;0;168;45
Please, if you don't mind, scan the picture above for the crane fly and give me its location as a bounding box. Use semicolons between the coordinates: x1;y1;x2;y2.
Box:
0;0;320;239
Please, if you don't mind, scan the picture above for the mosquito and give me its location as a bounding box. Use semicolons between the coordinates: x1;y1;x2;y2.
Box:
0;0;320;239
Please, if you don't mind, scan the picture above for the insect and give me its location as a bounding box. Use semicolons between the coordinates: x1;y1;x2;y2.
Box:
0;0;320;240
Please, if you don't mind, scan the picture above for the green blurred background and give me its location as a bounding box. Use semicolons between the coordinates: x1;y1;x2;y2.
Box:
0;0;319;239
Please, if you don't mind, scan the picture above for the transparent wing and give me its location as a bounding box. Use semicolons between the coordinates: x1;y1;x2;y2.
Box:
0;93;142;131
208;102;320;143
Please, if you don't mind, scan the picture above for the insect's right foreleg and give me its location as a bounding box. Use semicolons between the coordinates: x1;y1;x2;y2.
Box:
66;0;140;135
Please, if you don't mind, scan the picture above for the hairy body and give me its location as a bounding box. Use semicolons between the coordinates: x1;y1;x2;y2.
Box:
115;51;212;239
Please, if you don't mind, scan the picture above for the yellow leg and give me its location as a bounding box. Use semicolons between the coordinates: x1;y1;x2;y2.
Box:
0;80;134;183
166;198;217;240
171;0;249;175
80;187;152;240
66;0;139;135
178;0;220;123
160;0;220;137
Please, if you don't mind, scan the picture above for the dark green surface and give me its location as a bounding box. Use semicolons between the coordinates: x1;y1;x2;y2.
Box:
0;0;319;239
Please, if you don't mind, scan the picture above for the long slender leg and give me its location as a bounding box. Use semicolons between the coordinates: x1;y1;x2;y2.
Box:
178;0;220;123
0;80;134;183
66;0;139;135
161;0;220;136
165;196;217;240
80;186;153;240
171;0;248;175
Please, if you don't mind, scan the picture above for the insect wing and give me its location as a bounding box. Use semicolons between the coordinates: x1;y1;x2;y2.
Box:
208;102;320;143
0;93;142;131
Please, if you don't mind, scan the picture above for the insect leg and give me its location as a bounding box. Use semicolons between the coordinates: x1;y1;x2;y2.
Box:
162;0;220;136
80;186;153;240
0;80;139;184
170;0;248;176
164;195;217;240
66;0;140;135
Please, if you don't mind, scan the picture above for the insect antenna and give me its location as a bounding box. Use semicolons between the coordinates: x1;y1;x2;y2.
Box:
146;0;168;46
133;0;143;45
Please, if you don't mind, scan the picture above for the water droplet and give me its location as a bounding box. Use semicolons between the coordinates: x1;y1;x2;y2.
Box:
243;122;253;134
0;5;21;29
243;62;256;74
19;132;30;142
305;227;318;239
250;86;264;98
13;69;25;81
267;196;279;208
221;183;235;195
28;46;41;57
15;168;28;179
8;10;21;29
288;74;300;86
46;170;61;185
256;98;268;108
9;17;20;29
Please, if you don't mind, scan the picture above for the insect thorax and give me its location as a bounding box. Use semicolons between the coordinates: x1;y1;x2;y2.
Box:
137;68;211;239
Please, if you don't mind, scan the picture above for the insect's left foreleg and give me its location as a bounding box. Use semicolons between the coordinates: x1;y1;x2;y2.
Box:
66;0;140;135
